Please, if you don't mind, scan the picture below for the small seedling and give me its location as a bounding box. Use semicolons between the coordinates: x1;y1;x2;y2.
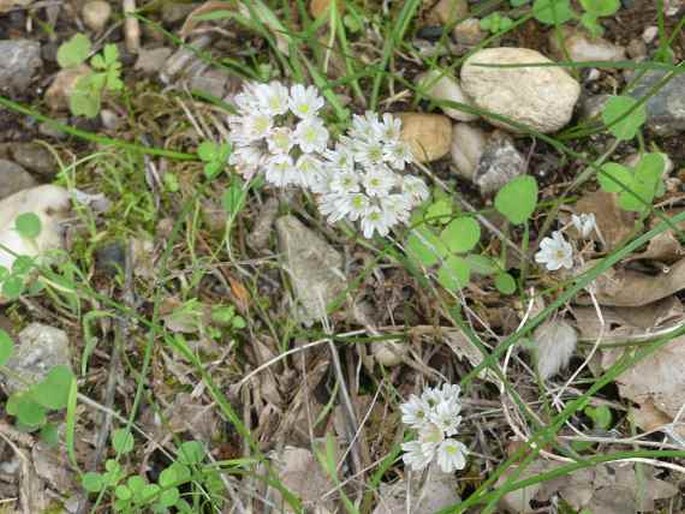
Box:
598;152;666;213
197;141;232;179
56;34;123;118
601;95;647;141
578;0;620;36
532;0;574;25
0;213;43;300
480;12;514;34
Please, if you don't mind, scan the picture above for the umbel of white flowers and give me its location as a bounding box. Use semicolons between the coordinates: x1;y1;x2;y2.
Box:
400;383;468;473
226;81;429;239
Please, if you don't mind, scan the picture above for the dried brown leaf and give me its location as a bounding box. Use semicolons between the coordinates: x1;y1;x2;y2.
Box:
574;191;636;250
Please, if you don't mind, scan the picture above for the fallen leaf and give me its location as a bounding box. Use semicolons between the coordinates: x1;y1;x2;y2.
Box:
580;257;685;307
373;465;461;513
574;191;636;250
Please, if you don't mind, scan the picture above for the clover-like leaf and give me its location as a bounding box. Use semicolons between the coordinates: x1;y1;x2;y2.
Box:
602;95;647;141
112;428;135;454
532;0;574;25
440;217;481;254
580;0;619;16
31;365;74;410
406;226;448;267
437;256;470;291
0;329;13;366
15;212;42;239
494;176;538;225
495;272;517;295
598;162;633;193
57;33;91;68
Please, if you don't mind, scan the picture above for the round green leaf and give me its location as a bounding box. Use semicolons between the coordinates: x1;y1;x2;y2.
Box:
127;475;146;494
598;162;633;193
2;275;24;300
0;329;14;366
437;256;471;291
424;198;452;225
15;212;42;239
12;255;35;276
494;272;517;295
115;485;132;501
177;441;205;465
406;227;448;268
57;33;92;68
532;0;574;24
158;467;177;488
440;217;481;254
40;422;59;446
159;487;180;508
601;95;646;140
494;176;538;225
16;396;47;427
580;0;619;16
82;472;104;493
31;365;74;410
112;428;135;454
465;255;497;276
141;483;161;502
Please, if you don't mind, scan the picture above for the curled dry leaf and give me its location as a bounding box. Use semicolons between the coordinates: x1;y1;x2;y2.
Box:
500;460;677;514
610;334;685;435
580;258;685;307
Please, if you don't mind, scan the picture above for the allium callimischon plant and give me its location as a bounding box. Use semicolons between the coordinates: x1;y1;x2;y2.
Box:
400;383;468;473
227;81;430;238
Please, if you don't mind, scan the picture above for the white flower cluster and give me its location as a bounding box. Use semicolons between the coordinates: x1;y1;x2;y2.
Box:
400;383;468;473
315;112;429;238
227;82;329;188
226;82;430;239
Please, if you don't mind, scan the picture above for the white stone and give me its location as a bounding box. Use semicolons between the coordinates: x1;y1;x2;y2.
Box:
417;69;479;122
82;0;112;32
549;27;626;63
460;47;581;133
398;112;452;162
0;185;71;270
642;26;658;44
450;122;487;180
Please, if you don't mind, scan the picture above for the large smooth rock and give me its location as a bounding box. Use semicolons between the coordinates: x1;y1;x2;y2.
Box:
276;215;346;326
398;112;452;162
548;27;626;62
0;40;42;91
417;69;479;122
0;185;71;270
0;323;71;395
0;160;37;200
629;70;685;135
460;47;581;133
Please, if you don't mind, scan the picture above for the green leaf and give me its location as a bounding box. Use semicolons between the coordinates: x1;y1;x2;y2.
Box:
406;226;448;267
103;44;119;66
112;428;135;454
598;162;633;193
57;33;91;68
127;475;146;495
2;275;25;300
177;441;205;465
494;272;517;295
440;217;481;254
70;75;102;118
141;483;161;502
31;365;74;410
40;422;59;446
437;256;470;291
15;212;42;239
586;405;612;430
115;484;132;501
158;487;180;508
222;182;246;214
11;393;47;427
580;0;619;16
424;198;452;224
12;255;35;276
167;463;191;483
465;254;498;275
197;141;219;162
601;95;646;140
494;176;538;225
532;0;574;25
82;472;105;493
0;329;13;366
158;467;177;488
580;11;603;37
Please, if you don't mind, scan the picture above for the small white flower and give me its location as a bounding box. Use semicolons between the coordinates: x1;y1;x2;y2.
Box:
535;231;574;271
362;167;397;197
383;140;414;170
361;205;394;238
436;439;468;473
329;170;360;194
418;422;445;446
267;126;294;155
355;140;386;167
255;81;290;116
350;111;382;140
294;154;324;188
289;84;324;119
400;394;431;429
326;143;355;172
429;401;462;437
401;175;429;205
243;112;274;141
294;118;329;153
264;154;296;187
401;441;434;471
379;113;402;142
571;213;596;239
381;194;411;225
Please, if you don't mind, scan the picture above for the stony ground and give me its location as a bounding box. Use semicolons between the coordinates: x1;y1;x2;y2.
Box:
0;0;685;513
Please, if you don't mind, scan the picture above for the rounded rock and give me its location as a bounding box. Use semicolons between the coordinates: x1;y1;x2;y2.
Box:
417;69;479;122
82;0;112;32
398;112;452;162
548;27;626;63
460;47;581;133
451;122;487;180
45;65;91;112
